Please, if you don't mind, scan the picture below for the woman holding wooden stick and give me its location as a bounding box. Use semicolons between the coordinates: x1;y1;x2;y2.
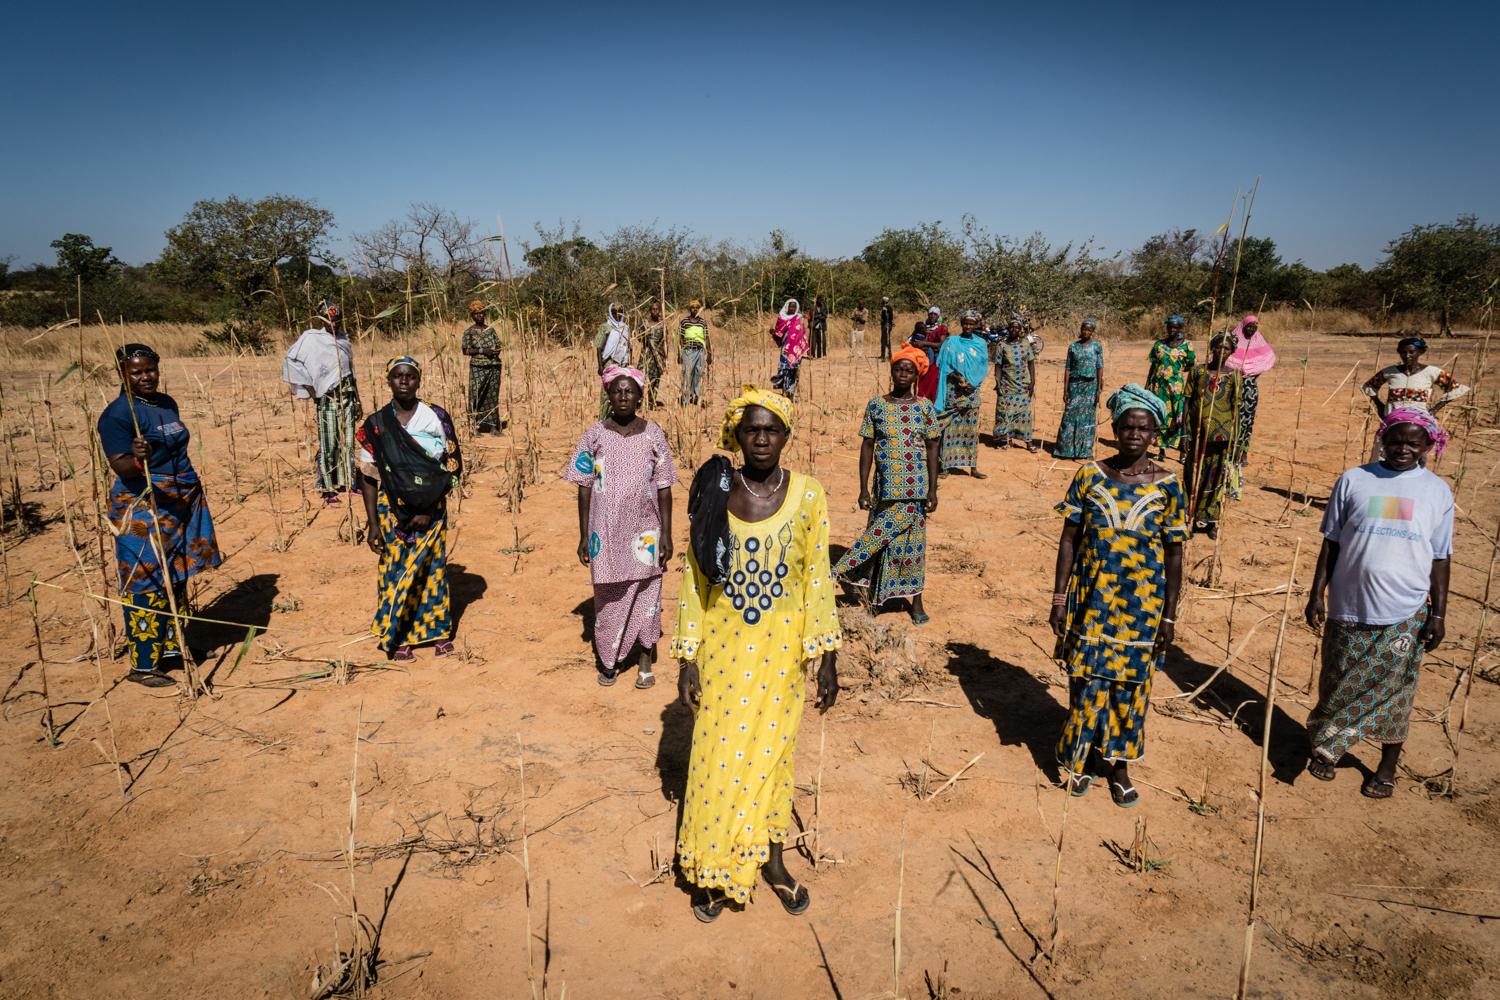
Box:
564;365;676;687
98;343;222;687
1303;407;1452;798
356;356;462;661
673;387;841;920
1049;384;1186;806
1182;332;1244;538
833;345;941;624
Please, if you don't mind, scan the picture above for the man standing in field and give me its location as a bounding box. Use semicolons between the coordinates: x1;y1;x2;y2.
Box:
809;294;829;359
679;299;710;406
850;303;869;355
879;296;894;359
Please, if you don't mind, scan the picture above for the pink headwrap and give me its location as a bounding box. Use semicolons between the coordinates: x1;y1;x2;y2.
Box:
1225;315;1277;377
601;364;645;391
1379;406;1449;456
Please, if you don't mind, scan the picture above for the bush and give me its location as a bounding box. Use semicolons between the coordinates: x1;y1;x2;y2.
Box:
197;319;274;355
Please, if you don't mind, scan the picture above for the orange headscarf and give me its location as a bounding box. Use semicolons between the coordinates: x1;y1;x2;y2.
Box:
891;343;930;378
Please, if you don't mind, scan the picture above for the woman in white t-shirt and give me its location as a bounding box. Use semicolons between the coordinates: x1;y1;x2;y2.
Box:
1303;407;1452;799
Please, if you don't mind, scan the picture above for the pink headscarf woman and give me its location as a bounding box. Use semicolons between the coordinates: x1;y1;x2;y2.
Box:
1224;315;1275;492
771;299;809;396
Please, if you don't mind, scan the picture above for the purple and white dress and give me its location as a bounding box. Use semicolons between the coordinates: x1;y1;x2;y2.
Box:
563;420;678;669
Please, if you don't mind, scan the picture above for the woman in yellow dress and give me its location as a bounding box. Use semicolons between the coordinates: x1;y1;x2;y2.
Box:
672;387;842;921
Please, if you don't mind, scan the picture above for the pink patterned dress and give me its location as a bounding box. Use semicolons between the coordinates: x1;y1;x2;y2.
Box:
563;420;678;670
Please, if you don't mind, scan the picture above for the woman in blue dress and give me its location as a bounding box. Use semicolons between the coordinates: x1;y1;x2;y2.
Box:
1053;319;1104;459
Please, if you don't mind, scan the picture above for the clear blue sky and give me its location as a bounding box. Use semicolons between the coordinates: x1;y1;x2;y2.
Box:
3;0;1495;271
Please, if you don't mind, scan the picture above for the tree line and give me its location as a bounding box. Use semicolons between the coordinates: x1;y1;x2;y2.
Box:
2;194;1495;348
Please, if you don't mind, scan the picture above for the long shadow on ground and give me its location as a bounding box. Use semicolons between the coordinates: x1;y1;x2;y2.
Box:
944;641;1067;784
448;562;487;630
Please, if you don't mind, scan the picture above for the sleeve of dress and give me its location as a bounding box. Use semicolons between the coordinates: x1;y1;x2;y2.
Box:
1162;477;1190;544
1185;344;1197;368
356;414;379;479
858;400;877;440
1054;467;1088;524
561;426;598;486
1361;368;1387;398
670;545;709;662
1431;484;1455;559
1435;370;1470;404
651;425;678;489
97;400;135;458
798;483;844;660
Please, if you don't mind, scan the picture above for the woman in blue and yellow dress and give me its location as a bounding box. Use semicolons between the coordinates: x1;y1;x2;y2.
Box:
673;387;842;922
833;345;941;624
1048;384;1186;807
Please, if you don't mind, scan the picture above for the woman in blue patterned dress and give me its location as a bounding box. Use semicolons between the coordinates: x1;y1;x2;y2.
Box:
1048;384;1186;806
1053;319;1104;459
833;345;941;624
935;310;991;478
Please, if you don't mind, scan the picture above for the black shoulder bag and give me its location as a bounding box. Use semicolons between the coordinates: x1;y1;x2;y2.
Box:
371;405;456;516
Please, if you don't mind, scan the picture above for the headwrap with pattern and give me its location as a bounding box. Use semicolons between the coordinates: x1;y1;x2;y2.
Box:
1107;383;1168;428
1379;406;1449;457
719;385;795;452
385;355;421;376
601;364;645;391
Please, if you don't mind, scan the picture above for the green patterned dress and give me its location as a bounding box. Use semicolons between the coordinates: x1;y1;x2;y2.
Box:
1145;339;1195;449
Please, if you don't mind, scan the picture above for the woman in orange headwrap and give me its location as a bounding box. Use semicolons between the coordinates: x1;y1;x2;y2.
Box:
832;344;942;624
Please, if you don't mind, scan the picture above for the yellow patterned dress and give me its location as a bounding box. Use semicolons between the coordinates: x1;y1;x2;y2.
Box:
1053;463;1188;772
671;472;843;903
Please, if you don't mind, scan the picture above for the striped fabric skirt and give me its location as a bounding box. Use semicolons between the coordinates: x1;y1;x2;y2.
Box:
316;376;363;492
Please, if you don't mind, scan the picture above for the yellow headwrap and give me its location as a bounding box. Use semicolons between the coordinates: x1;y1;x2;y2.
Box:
467;299;486;316
719;385;795;452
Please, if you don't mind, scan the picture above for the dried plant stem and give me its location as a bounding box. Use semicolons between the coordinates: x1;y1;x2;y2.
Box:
892;816;907;998
1443;517;1500;795
88;618;126;797
27;578;57;745
1236;538;1300;1000
926;752;984;802
519;734;540;1000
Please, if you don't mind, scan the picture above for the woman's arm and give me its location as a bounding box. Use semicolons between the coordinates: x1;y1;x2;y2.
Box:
1421;558;1450;650
656;487;674;566
576;484;592;564
106;436;152;479
360;473;383;554
1047;521;1082;636
1303;537;1341;628
1027;359;1037;397
856;438;875;509
925;436;940;512
1157;540;1183;652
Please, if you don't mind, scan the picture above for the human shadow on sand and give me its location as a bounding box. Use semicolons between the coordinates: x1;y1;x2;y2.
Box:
448;562;487;630
944;641;1068;784
1157;644;1312;785
570;597;595;644
193;572;279;657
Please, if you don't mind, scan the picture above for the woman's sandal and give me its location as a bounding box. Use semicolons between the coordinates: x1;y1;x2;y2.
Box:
126;670;176;689
765;876;811;916
1361;775;1396;800
970;470;988;479
597;669;619;687
433;640;455;657
634;670;656;690
692;890;727;923
391;646;414;662
1109;780;1140;808
1307;758;1337;782
1069;773;1094;797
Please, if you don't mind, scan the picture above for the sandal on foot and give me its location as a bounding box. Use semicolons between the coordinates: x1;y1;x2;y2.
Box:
1069;773;1094;797
909;610;930;626
126;670;176;689
634;670;657;690
433;640;455;657
390;646;414;662
1307;758;1337;782
765;876;811;916
1361;776;1395;800
597;669;619;687
692;891;727;923
970;470;988;479
1109;780;1140;808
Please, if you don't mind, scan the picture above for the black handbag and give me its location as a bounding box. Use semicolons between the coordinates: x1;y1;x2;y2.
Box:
372;405;456;514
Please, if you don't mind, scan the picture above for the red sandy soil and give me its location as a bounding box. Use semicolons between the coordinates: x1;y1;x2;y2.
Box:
1;329;1497;999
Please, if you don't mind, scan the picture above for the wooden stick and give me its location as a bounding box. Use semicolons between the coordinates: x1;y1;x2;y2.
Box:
892;816;906;998
1235;538;1300;1000
1443;517;1500;795
926;752;984;801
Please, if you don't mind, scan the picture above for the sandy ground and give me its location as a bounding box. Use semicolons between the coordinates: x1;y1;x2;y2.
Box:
1;326;1498;999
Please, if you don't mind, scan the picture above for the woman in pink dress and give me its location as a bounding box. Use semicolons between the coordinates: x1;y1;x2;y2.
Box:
564;365;678;687
770;299;809;397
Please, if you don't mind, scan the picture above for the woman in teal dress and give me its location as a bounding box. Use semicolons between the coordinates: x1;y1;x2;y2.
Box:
1049;384;1186;807
1145;315;1195;458
1053;319;1104;459
833;344;941;624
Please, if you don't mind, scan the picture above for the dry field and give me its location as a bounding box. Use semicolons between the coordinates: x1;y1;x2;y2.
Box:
0;313;1497;999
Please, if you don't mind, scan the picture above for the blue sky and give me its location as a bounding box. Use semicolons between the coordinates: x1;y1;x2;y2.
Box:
3;0;1495;271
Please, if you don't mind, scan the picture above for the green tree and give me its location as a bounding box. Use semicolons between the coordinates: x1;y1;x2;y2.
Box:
859;222;966;309
1223;236;1284;314
50;233;121;283
1124;229;1210;316
1379;215;1500;334
154;194;337;315
951;217;1112;322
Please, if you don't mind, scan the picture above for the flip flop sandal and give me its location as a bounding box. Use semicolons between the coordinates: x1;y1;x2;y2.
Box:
323;495;342;507
1307;758;1337;782
433;640;456;657
1069;773;1094;797
126;670;176;689
1109;780;1140;808
909;610;930;626
634;670;657;690
970;470;989;479
692;891;727;923
765;877;811;916
391;646;414;662
1361;776;1396;800
597;669;619;687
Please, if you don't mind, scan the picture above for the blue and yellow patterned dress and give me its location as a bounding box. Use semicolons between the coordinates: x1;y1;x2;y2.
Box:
1053;463;1188;772
671;473;843;903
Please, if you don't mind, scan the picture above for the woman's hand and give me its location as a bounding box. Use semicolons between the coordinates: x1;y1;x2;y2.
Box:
409;513;432;531
130;435;152;459
1304;594;1326;630
857;490;872;511
658;536;673;567
1153;619;1176;656
1048;604;1067;637
815;652;838;712
1420;615;1445;651
366;528;386;556
577;538;591;565
678;662;701;711
925;493;939;514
